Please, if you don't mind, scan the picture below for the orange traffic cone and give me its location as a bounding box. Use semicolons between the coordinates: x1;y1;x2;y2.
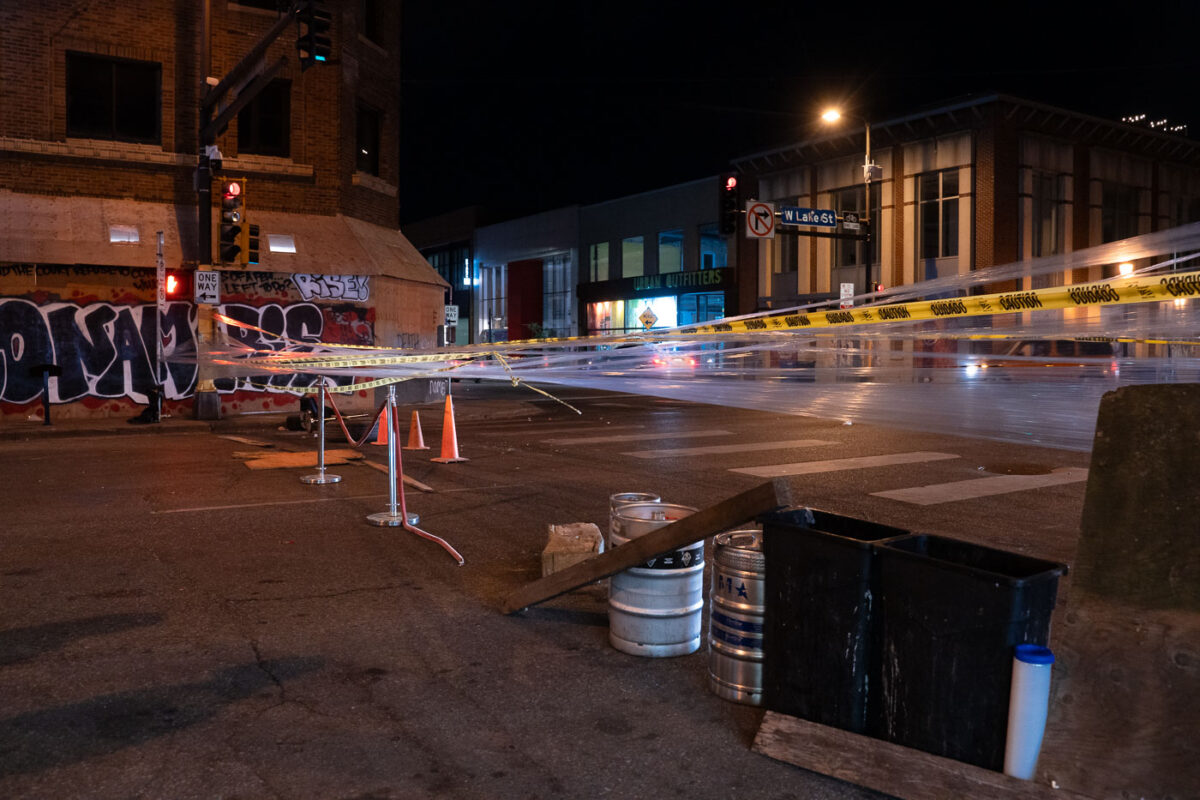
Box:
403;410;429;450
431;394;468;463
371;406;389;446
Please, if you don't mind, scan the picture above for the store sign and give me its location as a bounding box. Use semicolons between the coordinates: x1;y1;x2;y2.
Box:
631;269;725;294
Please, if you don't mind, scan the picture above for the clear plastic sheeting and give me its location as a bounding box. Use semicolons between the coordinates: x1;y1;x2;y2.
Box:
186;225;1200;452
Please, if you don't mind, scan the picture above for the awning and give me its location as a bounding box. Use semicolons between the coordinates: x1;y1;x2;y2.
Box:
0;190;449;289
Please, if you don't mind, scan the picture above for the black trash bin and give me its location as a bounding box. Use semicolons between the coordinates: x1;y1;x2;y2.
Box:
872;534;1066;771
759;507;911;733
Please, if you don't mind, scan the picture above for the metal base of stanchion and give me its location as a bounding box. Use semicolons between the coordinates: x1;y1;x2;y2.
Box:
300;473;342;485
366;511;420;527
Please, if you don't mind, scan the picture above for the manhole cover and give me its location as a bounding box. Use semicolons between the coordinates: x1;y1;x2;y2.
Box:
980;462;1053;475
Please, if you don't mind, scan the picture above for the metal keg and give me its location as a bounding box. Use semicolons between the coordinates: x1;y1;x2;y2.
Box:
608;492;660;547
708;529;766;705
608;501;702;657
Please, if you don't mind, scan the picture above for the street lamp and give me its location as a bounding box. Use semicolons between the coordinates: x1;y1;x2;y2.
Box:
821;108;881;292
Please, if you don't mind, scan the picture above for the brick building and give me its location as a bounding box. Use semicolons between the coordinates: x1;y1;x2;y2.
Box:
734;94;1200;309
0;0;447;421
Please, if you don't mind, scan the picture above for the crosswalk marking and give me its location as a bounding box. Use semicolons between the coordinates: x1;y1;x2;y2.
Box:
622;439;837;459
481;424;645;437
543;429;733;445
871;467;1088;505
730;451;959;478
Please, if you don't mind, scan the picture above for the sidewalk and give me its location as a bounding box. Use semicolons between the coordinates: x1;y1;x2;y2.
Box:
0;379;559;442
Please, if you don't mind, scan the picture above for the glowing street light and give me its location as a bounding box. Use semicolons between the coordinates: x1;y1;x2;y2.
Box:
1118;262;1134;276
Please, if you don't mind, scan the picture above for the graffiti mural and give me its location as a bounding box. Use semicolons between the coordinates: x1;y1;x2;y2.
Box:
0;297;374;408
0;299;196;404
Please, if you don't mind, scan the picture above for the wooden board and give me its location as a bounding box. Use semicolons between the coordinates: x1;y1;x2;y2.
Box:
753;711;1091;800
218;435;274;447
501;478;792;614
361;460;436;492
243;449;364;470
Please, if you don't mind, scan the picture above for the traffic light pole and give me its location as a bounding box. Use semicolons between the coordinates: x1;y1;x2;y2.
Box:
193;2;308;419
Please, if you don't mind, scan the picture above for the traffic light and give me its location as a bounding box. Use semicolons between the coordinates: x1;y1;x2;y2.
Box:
165;269;187;300
720;173;740;234
219;179;243;263
297;0;332;71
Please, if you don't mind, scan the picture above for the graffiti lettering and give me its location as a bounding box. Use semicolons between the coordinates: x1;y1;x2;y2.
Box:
292;274;370;302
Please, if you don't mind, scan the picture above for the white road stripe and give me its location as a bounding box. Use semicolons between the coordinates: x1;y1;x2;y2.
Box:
622;439;837;458
871;467;1089;505
730;451;959;477
481;424;645;437
543;429;734;445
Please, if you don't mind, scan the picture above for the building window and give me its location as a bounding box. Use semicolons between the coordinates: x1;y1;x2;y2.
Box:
356;104;381;175
832;186;879;268
699;223;726;269
66;52;161;143
588;242;609;282
479;264;507;342
658;229;683;274
238;79;290;157
361;0;386;46
1031;171;1066;257
918;169;960;259
543;253;572;338
622;235;644;278
1101;182;1141;243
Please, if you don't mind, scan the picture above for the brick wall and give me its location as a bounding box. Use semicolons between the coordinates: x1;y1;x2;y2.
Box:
0;0;401;226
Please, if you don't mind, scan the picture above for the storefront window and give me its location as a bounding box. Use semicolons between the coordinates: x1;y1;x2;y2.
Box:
622;235;644;278
587;300;625;334
658;229;683;274
699;223;726;269
627;295;677;330
678;292;724;326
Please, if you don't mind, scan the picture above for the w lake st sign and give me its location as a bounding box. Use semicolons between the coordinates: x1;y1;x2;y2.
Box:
780;206;838;228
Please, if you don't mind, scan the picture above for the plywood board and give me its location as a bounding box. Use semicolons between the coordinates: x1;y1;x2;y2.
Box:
243;449;364;470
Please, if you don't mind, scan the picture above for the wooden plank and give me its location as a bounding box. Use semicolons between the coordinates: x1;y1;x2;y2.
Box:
753;711;1092;800
361;460;436;492
501;478;791;614
218;435;274;447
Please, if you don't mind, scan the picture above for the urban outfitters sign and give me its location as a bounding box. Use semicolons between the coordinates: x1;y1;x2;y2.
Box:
632;269;725;294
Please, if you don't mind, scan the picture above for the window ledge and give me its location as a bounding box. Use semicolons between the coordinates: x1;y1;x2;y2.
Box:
352;171;397;197
1;137;188;166
224;154;314;178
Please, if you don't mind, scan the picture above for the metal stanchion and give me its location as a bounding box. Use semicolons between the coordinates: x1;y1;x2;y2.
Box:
300;379;342;485
367;384;419;526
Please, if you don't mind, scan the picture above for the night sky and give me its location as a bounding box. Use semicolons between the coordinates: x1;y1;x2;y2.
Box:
398;1;1200;225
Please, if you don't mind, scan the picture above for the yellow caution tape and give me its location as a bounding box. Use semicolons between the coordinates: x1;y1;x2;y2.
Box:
673;270;1200;337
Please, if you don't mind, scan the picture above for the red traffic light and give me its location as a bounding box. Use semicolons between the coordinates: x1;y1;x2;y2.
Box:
223;180;241;198
166;274;179;294
724;175;738;191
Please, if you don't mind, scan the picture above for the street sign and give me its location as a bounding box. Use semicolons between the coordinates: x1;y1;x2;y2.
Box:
840;282;855;309
746;201;776;239
638;306;658;329
444;304;459;326
842;211;861;230
195;269;219;304
780;206;837;228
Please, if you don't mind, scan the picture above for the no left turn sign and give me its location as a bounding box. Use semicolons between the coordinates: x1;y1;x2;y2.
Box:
746;201;775;239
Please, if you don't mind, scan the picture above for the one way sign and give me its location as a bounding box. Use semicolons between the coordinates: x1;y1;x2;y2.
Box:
745;201;776;239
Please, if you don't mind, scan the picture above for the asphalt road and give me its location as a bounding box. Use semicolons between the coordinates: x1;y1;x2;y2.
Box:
0;382;1093;799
